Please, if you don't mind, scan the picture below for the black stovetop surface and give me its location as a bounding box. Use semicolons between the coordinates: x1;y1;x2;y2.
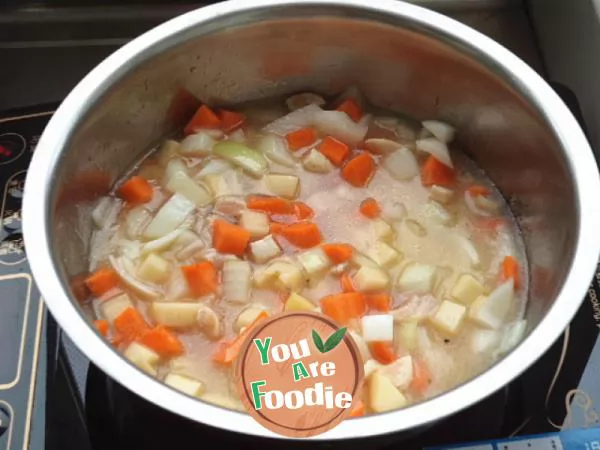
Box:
0;83;599;450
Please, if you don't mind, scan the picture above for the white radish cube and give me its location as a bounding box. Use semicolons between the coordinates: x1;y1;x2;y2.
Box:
367;241;401;268
397;263;438;293
369;371;408;412
380;355;413;390
137;253;170;284
429;185;453;204
164;373;205;397
353;266;390;291
124;342;160;375
101;293;133;323
361;314;394;342
468;279;514;329
429;300;467;336
297;248;331;275
250;235;282;264
240;209;270;239
450;274;485;305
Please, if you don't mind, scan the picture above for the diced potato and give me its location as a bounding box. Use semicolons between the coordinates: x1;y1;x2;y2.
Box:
353;266;390;291
372;218;393;239
137;253;170;284
450;274;485;305
101;293;133;323
234;306;268;333
164;372;205;397
151;302;200;328
297;248;331;276
429;185;453;204
369;371;408;413
302;149;335;173
196;304;222;339
468;279;514;329
367;241;401;268
124;342;160;375
284;292;315;312
166;171;213;207
429;300;467;336
364;359;383;378
362;314;394;342
397;263;438;294
264;174;300;199
396;319;419;351
240;209;270;239
379;355;413;389
250;235;282;264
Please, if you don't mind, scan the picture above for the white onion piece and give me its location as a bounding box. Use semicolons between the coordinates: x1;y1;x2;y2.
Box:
313;110;368;147
195;158;233;179
143;193;196;239
464;191;492;217
263;104;322;136
416;137;453;168
457;235;481;268
124;206;151;239
179;132;215;156
108;255;160;299
166;269;190;301
228;129;246;143
118;239;142;262
92;197;119;229
223;260;252;303
255;134;298;168
141;229;183;255
383;147;419;181
176;240;206;261
421;120;455;143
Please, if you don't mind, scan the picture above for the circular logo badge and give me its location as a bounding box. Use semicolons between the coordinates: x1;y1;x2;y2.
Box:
234;311;364;437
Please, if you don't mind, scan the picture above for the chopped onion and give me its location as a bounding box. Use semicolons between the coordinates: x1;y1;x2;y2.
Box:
197;304;222;339
397;263;438;293
365;138;402;155
383;147;419;181
416;137;453;168
223;260;252;303
124;206;151;239
165;267;190;301
457;235;481;268
286;92;326;111
361;314;394;342
92;197;120;229
118;239;142;261
175;239;205;261
141;229;183;255
195;158;233;179
263;104;322;136
166;171;213;207
228;129;246;143
109;255;160;299
498;319;527;354
312;110;368;147
256;134;298;168
421;120;455;143
203;170;242;197
213;141;268;178
464;191;493;217
143;193;196;240
264;174;300;199
302;149;334;173
179;132;215;157
165;158;188;181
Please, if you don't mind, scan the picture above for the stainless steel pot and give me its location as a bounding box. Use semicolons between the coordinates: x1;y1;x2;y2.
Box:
22;0;600;440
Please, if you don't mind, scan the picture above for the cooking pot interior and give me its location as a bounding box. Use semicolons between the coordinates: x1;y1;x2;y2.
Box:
50;11;576;357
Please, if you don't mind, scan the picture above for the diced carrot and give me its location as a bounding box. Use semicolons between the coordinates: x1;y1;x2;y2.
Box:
365;293;391;312
421;156;455;187
342;152;376;188
270;221;286;235
369;341;396;365
293;202;314;220
184;104;221;135
318;136;350;166
411;358;432;394
213;311;269;365
320;292;366;325
323;243;354;264
117;176;153;204
340;273;356;293
280;222;323;248
359;197;380;219
218;109;245;132
349;400;365;417
94;320;109;337
501;255;520;289
466;185;490;197
181;261;219;296
85;267;120;297
247;195;294;215
336;98;363;122
213;219;251;256
285;127;317;151
140;325;184;357
113;307;150;343
70;272;91;303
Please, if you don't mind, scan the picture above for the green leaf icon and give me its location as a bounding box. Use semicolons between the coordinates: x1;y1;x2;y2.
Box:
312;327;347;353
312;329;325;352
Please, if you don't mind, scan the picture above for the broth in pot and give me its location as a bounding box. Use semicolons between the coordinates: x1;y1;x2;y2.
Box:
76;89;528;416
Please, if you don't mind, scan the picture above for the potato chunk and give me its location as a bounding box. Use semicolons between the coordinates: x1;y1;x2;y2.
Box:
369;372;408;413
124;342;160;375
151;302;200;328
353;266;390;291
240;210;270;239
450;274;485;305
164;372;205;397
429;300;467;336
137;253;170;284
101;293;133;323
284;292;315;312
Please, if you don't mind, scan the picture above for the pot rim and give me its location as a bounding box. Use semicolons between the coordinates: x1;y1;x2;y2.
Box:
22;0;600;440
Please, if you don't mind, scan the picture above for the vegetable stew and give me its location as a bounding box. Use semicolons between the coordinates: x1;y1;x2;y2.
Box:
80;88;528;415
